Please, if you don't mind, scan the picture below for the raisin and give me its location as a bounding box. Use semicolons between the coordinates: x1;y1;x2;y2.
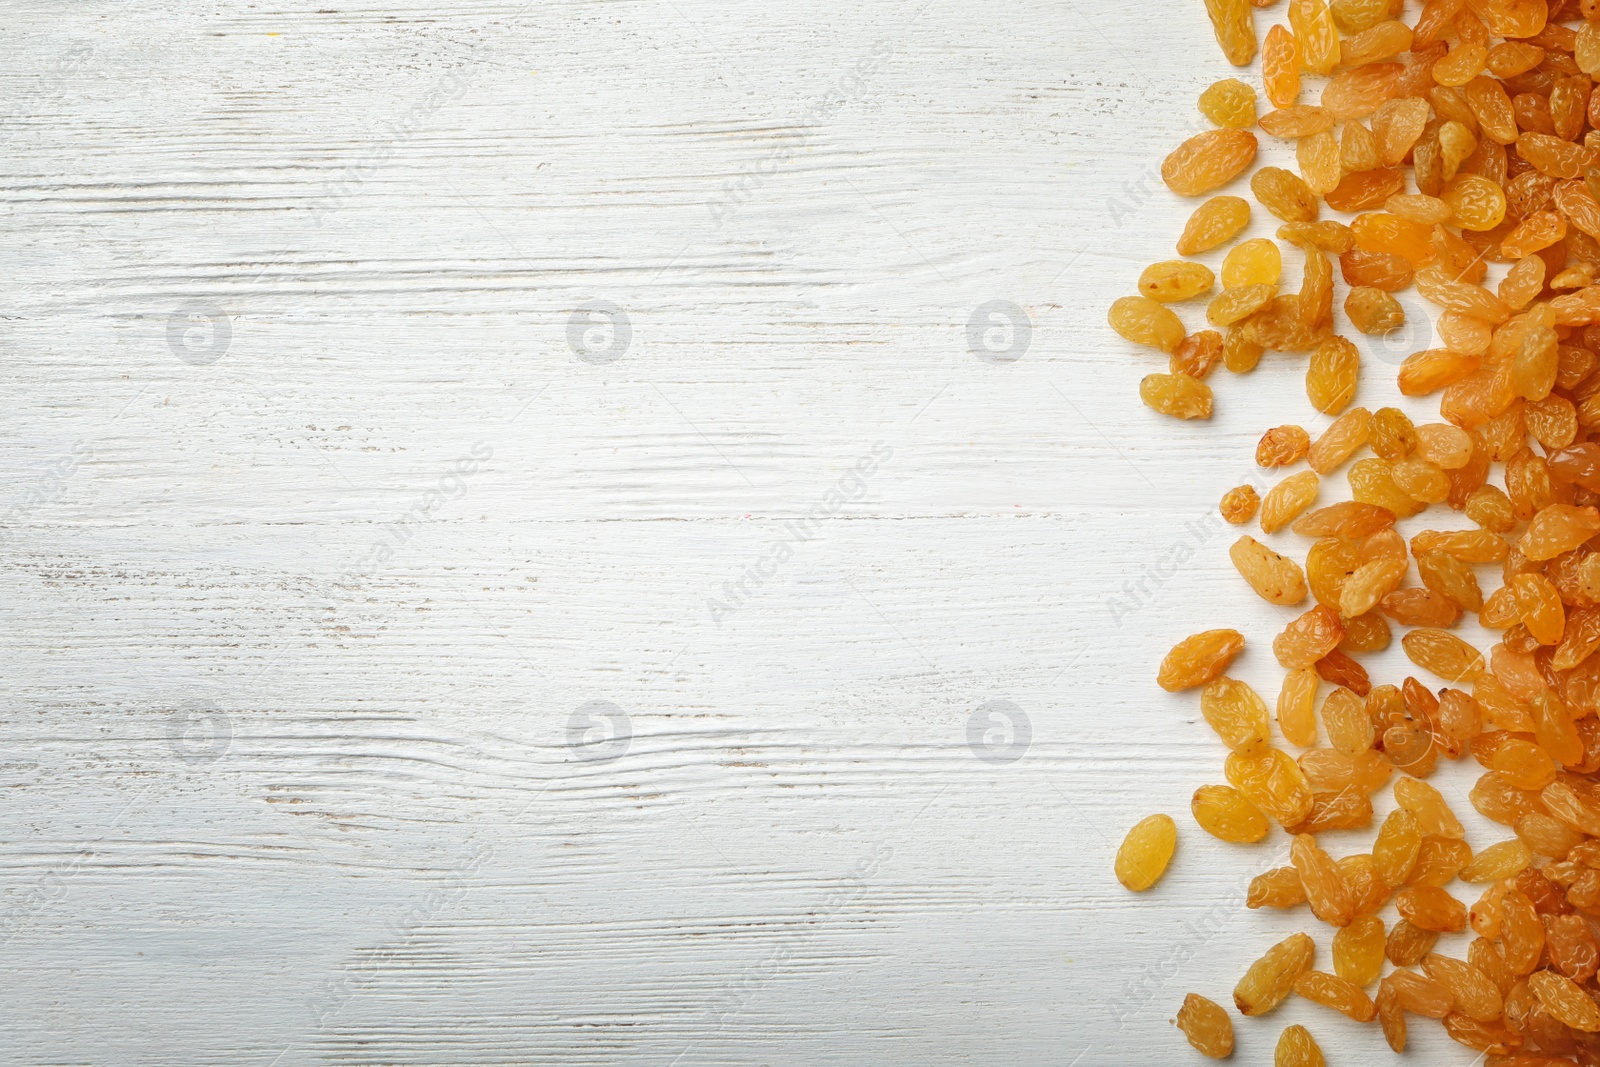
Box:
1162;129;1260;196
1220;484;1261;523
1114;813;1177;891
1199;78;1258;128
1175;992;1234;1058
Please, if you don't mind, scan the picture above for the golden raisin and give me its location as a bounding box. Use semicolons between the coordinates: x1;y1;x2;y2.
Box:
1192;784;1271;843
1220;483;1260;523
1177;196;1252;255
1235;932;1316;1015
1158;629;1245;692
1199;77;1258;128
1175;993;1234;1059
1114;813;1177;892
1162;129;1260;196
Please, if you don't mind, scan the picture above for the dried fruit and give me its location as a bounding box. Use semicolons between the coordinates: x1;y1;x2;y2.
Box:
1235;932;1316;1015
1273;1023;1324;1067
1332;914;1385;987
1192;784;1271;843
1397;885;1468;931
1139;260;1216;302
1222;237;1283;287
1528;969;1600;1030
1308;407;1372;473
1110;296;1186;352
1175;992;1235;1058
1178;196;1252;255
1230;535;1308;604
1294;969;1377;1021
1291;832;1355;927
1201;676;1272;750
1253;166;1319;222
1158;629;1245;691
1107;5;1600;1055
1163;129;1260;196
1307;336;1360;414
1263;24;1301;108
1261;471;1320;533
1345;286;1405;333
1257;425;1311;467
1114;813;1177;891
1140;373;1213;419
1200;78;1258;128
1205;0;1258;66
1221;483;1261;523
1274;605;1347;668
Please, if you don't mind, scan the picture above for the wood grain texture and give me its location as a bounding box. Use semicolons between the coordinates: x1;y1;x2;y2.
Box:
0;1;1494;1065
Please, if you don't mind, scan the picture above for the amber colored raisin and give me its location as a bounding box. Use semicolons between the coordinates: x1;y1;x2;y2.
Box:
1345;286;1405;333
1205;0;1258;66
1291;832;1356;927
1528;968;1600;1030
1162;129;1260;196
1308;407;1372;473
1178;196;1252;255
1222;237;1282;288
1307;336;1360;414
1175;993;1234;1059
1261;471;1320;533
1199;78;1258;128
1340;247;1414;290
1139;260;1216;303
1235;932;1316;1015
1140;373;1213;419
1253;166;1319;222
1253;426;1307;469
1170;330;1224;379
1110;296;1186;352
1278;668;1320;748
1263;23;1300;108
1397;885;1468;931
1386;919;1441;966
1226;746;1314;826
1273;1023;1325;1067
1274;605;1347;669
1332;914;1385;987
1230;535;1308;604
1250;865;1310;909
1201;676;1272;750
1290;0;1339;72
1192;784;1271;844
1158;629;1245;692
1220;484;1260;524
1521;504;1600;561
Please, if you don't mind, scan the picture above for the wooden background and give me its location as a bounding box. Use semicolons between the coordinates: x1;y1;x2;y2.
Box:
0;1;1497;1063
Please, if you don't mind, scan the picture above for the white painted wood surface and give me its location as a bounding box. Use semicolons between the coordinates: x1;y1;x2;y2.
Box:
0;1;1499;1064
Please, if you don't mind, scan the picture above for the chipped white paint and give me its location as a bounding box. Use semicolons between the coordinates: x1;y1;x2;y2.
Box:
0;2;1491;1064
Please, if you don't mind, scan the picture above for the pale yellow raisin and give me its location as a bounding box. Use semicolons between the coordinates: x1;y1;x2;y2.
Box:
1115;813;1178;891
